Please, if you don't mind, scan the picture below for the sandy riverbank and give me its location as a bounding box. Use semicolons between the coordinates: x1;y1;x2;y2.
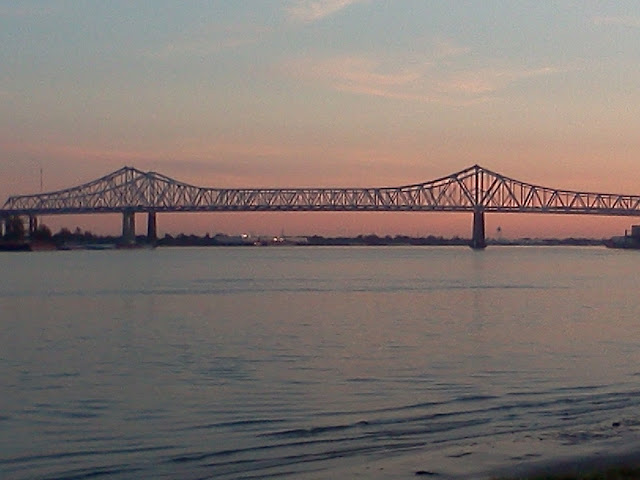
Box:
308;422;640;479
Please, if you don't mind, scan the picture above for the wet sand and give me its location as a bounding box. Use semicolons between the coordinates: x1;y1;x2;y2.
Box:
317;423;640;479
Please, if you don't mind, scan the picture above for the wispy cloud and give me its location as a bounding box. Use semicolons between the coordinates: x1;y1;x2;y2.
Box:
147;24;273;59
302;56;424;87
592;16;640;28
286;52;565;106
437;66;562;97
285;0;368;24
287;55;460;104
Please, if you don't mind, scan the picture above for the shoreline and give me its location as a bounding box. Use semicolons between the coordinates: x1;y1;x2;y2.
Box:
314;424;640;480
492;449;640;479
0;239;609;251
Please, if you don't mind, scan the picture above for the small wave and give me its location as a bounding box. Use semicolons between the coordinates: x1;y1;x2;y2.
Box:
0;281;564;298
453;394;499;403
36;464;143;480
196;439;428;479
187;418;287;430
345;377;380;383
44;371;80;378
0;445;171;466
260;420;370;439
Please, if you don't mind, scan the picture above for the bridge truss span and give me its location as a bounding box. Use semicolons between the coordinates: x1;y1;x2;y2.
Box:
2;164;640;248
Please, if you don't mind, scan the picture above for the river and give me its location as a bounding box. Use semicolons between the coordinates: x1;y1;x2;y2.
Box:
2;246;640;479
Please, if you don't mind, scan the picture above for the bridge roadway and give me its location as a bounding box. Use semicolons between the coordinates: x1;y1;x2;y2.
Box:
3;164;640;249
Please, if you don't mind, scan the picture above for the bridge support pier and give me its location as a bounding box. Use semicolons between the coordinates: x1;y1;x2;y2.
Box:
147;211;157;244
122;210;136;244
471;208;486;250
28;215;38;237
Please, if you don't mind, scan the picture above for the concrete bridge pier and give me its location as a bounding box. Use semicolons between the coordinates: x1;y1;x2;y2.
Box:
122;210;136;244
29;215;38;237
470;208;486;249
147;211;157;244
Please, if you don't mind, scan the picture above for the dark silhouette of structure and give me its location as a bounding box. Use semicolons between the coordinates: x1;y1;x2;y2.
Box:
3;164;640;249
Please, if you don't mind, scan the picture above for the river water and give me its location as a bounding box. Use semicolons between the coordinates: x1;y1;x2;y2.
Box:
2;246;640;479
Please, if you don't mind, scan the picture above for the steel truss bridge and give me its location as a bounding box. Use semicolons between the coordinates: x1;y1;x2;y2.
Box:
2;164;640;248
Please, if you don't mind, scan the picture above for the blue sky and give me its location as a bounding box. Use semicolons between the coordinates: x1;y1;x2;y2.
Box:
2;1;640;237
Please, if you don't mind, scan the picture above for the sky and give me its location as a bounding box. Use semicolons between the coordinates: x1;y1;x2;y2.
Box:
2;0;640;238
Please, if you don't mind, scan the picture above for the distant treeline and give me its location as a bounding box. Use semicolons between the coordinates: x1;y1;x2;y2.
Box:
157;233;473;247
74;231;606;247
302;235;603;247
1;219;605;247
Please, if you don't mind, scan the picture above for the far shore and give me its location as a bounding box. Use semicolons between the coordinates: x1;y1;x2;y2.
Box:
154;234;606;248
3;232;608;247
0;236;609;251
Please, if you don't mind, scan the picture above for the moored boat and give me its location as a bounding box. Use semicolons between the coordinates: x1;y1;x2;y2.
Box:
605;225;640;249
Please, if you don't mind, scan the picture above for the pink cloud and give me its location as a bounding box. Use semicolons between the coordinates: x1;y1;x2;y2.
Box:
286;54;564;106
285;55;490;105
436;66;562;96
285;0;368;23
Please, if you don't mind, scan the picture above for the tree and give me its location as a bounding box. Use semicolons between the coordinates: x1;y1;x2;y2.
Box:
55;227;73;240
32;224;53;240
4;216;26;241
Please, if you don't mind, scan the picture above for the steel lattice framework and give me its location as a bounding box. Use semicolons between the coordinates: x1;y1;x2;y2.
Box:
2;164;640;217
